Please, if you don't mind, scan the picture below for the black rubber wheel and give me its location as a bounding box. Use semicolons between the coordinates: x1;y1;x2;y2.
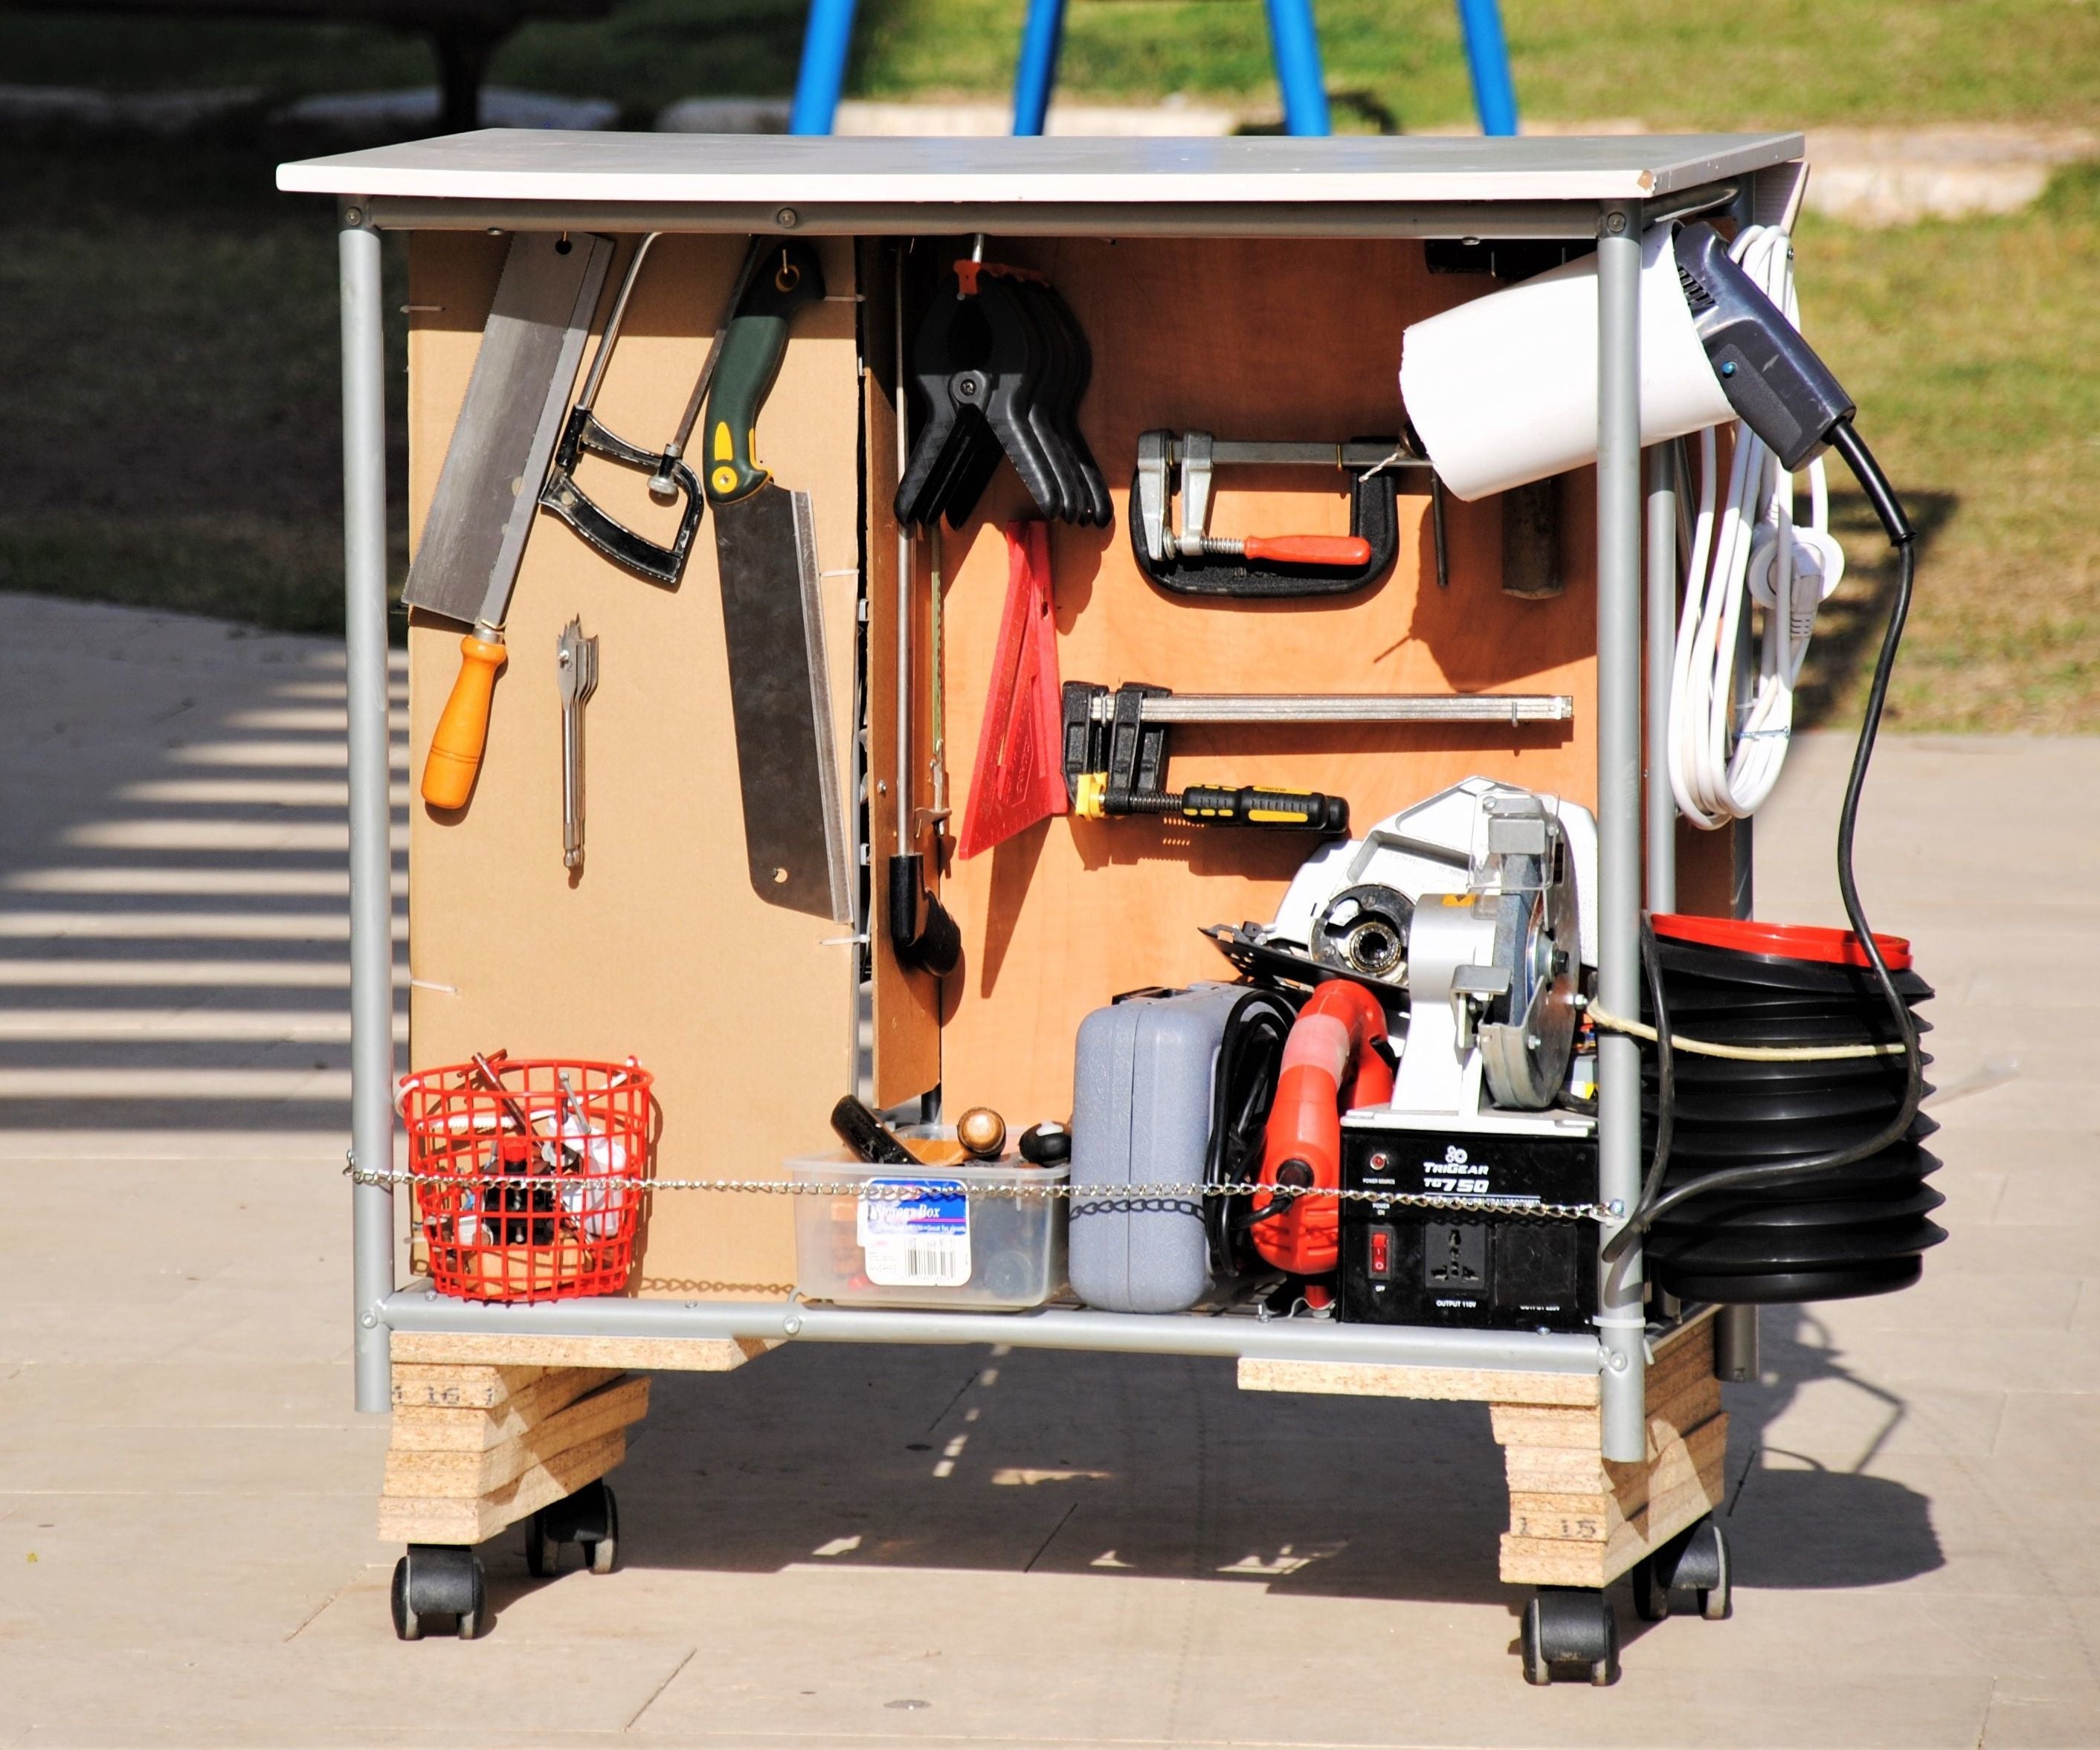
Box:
1675;1518;1733;1621
1632;1549;1671;1622
532;1481;619;1577
393;1544;487;1641
1520;1587;1619;1686
583;1486;619;1575
390;1557;422;1641
524;1510;561;1580
1639;1517;1733;1623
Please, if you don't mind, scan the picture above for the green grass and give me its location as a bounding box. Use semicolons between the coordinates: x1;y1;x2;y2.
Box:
1789;164;2100;731
4;0;2096;128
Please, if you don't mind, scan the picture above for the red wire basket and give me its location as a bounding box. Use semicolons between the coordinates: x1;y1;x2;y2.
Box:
398;1055;653;1302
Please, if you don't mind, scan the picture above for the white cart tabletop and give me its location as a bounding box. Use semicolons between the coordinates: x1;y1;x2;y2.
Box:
278;129;1805;212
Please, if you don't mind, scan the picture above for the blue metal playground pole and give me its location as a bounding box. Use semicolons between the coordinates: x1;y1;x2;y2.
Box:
1011;0;1067;134
1263;0;1332;135
788;0;858;134
1455;0;1519;135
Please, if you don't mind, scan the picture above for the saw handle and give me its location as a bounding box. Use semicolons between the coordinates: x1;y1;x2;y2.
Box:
420;633;508;810
1242;534;1373;567
703;241;826;506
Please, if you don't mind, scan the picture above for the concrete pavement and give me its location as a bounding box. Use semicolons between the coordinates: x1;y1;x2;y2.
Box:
1;592;2096;1746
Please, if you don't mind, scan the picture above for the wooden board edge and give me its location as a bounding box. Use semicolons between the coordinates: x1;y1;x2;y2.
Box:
378;1429;628;1546
382;1375;651;1498
390;1363;549;1411
389;1367;624;1452
1237;1357;1600;1407
389;1331;776;1372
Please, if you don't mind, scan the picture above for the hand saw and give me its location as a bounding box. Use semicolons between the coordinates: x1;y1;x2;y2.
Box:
703;240;851;923
538;236;768;586
405;231;613;811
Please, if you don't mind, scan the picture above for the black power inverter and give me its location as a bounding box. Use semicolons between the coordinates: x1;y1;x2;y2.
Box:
1338;1118;1599;1333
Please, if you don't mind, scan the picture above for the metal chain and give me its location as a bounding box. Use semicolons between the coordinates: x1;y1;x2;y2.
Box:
342;1160;1604;1222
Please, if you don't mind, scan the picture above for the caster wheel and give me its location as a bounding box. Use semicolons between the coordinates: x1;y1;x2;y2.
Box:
1673;1518;1733;1621
524;1511;561;1580
391;1546;487;1641
1521;1587;1619;1686
529;1481;619;1578
1637;1517;1732;1623
584;1486;619;1576
1632;1549;1671;1622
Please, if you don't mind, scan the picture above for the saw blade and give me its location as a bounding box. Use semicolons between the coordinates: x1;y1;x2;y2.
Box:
710;482;849;922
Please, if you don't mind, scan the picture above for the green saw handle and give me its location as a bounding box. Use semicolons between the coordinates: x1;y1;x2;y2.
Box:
703;241;827;505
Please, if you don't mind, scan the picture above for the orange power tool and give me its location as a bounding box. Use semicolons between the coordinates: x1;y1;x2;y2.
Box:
1252;979;1395;1276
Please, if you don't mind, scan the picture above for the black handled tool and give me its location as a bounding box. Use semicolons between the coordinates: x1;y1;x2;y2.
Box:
830;1097;919;1166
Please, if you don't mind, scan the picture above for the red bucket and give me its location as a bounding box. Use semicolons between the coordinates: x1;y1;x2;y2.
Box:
398;1056;652;1302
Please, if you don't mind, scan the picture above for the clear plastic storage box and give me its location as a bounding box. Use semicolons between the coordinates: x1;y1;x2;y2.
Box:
787;1149;1069;1310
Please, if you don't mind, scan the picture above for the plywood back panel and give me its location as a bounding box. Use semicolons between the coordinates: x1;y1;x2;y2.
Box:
405;232;863;1297
930;236;1603;1126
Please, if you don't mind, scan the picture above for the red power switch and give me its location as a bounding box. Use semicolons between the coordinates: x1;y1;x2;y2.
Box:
1368;1227;1394;1279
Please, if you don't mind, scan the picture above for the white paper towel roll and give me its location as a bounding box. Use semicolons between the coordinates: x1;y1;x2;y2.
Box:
1400;224;1735;501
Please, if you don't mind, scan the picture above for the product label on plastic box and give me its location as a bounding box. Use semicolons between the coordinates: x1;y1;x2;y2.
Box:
857;1178;970;1288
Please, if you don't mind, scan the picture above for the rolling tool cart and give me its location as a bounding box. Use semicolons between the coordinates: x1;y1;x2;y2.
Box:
283;132;1865;1679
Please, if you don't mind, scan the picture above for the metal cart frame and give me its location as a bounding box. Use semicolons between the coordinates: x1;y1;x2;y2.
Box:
289;132;1804;1465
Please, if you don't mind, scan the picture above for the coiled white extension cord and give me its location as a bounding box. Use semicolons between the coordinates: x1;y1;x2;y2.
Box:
1668;225;1848;828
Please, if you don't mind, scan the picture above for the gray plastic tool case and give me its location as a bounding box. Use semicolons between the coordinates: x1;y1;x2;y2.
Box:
1071;982;1252;1313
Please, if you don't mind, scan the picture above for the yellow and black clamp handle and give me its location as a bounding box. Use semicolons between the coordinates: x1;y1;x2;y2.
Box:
1060;681;1350;835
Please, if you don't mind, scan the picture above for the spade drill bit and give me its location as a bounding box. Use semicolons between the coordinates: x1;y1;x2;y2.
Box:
556;619;598;870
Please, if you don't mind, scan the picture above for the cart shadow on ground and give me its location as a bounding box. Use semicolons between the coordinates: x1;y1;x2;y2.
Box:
476;1305;1945;1635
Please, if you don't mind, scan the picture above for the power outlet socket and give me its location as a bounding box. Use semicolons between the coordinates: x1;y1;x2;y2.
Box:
1423;1222;1488;1295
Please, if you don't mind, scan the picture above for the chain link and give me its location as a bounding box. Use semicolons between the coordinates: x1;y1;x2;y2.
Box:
343;1161;1604;1222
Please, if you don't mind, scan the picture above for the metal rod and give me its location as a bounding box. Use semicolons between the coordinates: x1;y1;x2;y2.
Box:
1011;0;1068;137
1262;0;1333;136
1644;443;1678;913
573;232;661;413
1594;204;1646;1464
1454;0;1520;137
339;204;396;1416
1089;692;1574;725
378;1289;1605;1372
1169;438;1425;468
788;0;858;135
358;198;1649;242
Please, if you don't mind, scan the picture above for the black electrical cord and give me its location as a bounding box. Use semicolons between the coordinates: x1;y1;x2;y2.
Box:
1202;987;1299;1276
1601;419;1924;1264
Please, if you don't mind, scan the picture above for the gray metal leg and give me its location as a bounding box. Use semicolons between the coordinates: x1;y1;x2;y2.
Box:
1594;204;1646;1463
1644;443;1678;914
340;203;396;1415
1715;1303;1760;1382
